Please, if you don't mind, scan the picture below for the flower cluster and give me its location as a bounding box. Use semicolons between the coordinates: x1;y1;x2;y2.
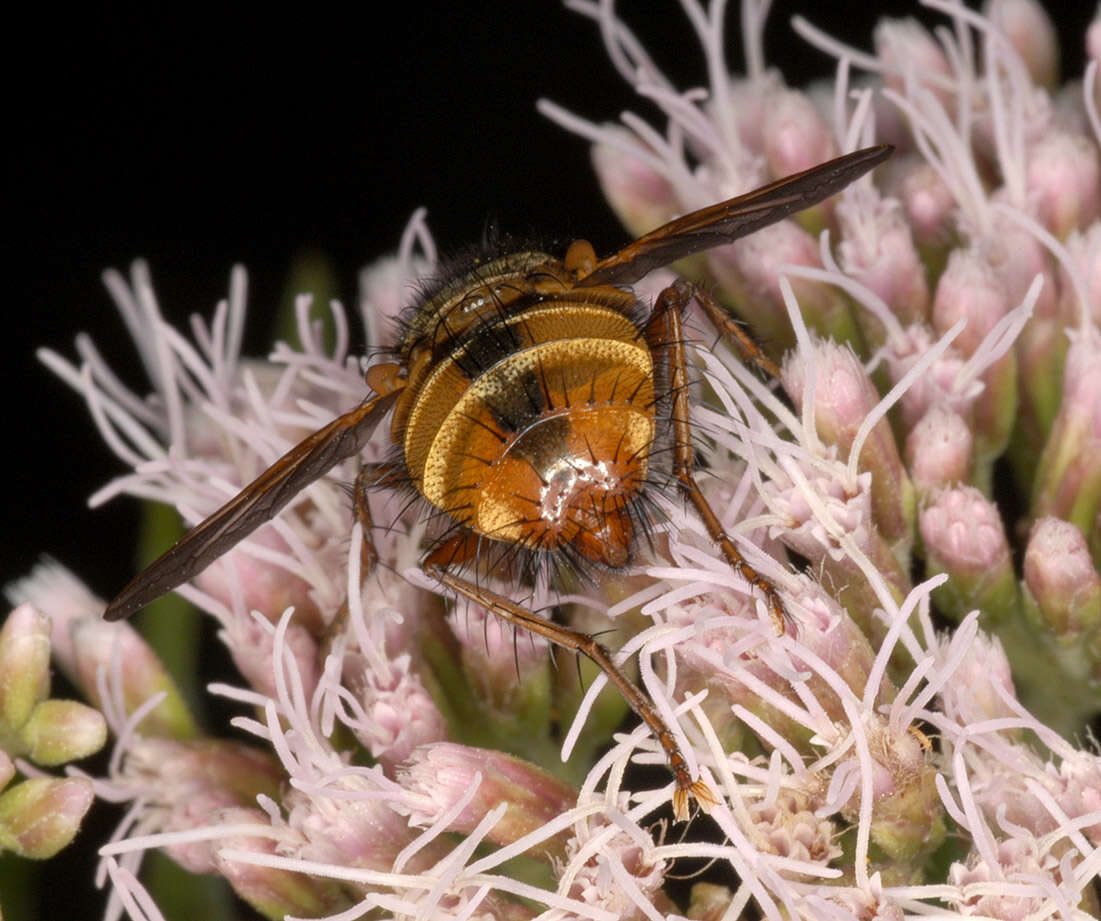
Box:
0;602;105;860
4;1;1100;919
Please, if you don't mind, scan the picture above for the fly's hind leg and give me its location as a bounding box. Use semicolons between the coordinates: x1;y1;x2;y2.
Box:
646;280;791;636
428;564;718;821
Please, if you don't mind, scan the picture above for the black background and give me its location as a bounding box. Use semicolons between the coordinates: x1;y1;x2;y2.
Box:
6;2;1093;919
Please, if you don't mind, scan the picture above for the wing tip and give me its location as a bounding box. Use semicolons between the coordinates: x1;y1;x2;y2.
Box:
102;592;138;622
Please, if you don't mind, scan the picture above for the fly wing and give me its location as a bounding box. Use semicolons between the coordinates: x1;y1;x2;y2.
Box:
580;145;893;288
103;389;399;621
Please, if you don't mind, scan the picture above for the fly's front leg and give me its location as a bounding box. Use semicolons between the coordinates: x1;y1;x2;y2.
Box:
428;564;717;821
647;281;791;635
669;279;782;380
320;461;401;663
352;462;404;577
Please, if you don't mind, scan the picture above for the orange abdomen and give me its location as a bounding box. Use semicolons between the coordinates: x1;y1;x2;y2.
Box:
395;255;656;569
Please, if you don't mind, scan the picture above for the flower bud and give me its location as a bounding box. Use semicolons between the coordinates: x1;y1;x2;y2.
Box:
5;559;106;679
344;652;449;773
160;789;244;873
592;127;680;240
119;738;291;874
905;407;973;493
929;248;1000;351
932;248;1018;473
666;585;891;753
773;467;911;652
897;159;958;266
126;737;284;805
762;87;838;230
0;776;94;859
787;587;896;704
285;777;450;874
195;526;323;636
1022;517;1101;641
1049;750;1101;844
938;629;1019;726
838;194;930;333
7;565;198;739
874;19;954;114
447;597;550;729
984;0;1060;89
947;837;1051;919
782;339;914;544
69;617;196;739
562;815;670;918
919;486;1017;624
398;743;577;861
0;605;51;732
840;720;945;866
708;221;859;356
0;751;13;789
885;325;972;432
994;512;1101;733
17;699;106;766
212;807;352;918
1060;223;1101;330
1031;333;1101;534
226;612;319;704
993;204;1059;305
747;789;841;869
1026;129;1101;239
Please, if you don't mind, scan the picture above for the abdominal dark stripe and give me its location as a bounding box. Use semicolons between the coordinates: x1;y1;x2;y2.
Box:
450;315;523;377
449;311;549;433
479;359;548;433
436;288;546;371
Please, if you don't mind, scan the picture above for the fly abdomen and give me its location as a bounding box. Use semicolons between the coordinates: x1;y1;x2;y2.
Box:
399;290;655;566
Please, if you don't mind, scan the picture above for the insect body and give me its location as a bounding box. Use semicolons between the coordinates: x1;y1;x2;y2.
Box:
104;144;892;818
395;250;658;576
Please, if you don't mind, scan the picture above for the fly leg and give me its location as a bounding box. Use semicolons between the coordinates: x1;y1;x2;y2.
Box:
646;280;791;635
677;279;782;380
319;462;402;663
352;462;404;577
427;564;718;821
